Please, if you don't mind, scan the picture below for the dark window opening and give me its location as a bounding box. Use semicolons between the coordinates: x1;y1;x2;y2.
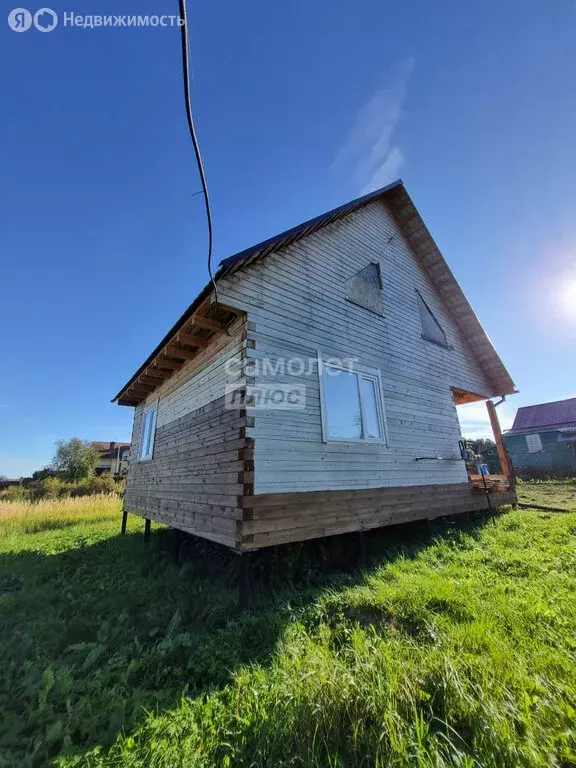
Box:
345;262;384;315
416;290;450;348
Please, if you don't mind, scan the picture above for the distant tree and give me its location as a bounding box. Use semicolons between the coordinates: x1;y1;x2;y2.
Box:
460;439;498;476
473;438;496;456
32;467;58;481
51;439;100;482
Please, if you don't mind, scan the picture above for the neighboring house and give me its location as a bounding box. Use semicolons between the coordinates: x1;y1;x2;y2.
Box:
113;180;517;551
91;441;130;476
0;478;32;490
504;398;576;476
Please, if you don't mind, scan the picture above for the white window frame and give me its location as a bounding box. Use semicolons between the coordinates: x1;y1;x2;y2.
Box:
317;351;388;445
525;433;542;453
138;404;158;462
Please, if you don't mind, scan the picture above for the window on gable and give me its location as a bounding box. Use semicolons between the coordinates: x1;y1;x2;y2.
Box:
138;405;158;461
525;433;542;453
345;262;384;315
416;290;450;348
319;355;387;443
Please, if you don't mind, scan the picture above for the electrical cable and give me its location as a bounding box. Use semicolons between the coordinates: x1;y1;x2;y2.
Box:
178;0;219;308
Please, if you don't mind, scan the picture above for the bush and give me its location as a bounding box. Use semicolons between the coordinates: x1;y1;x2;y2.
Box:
29;477;66;500
19;475;125;502
87;475;121;496
40;477;62;499
70;475;124;497
0;485;30;502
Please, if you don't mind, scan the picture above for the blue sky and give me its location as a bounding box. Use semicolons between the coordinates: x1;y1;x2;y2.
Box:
2;0;576;476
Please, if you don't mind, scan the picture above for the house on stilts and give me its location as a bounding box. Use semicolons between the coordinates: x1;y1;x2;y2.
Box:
113;180;517;551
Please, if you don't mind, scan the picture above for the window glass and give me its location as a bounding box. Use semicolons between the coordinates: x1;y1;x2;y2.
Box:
146;409;157;456
360;377;381;439
139;407;157;460
140;413;150;458
324;368;362;439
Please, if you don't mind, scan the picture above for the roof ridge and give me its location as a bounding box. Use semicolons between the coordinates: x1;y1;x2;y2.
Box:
517;396;576;410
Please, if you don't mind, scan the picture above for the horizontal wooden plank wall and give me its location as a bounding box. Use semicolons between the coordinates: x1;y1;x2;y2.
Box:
124;317;249;548
239;484;517;549
217;199;497;495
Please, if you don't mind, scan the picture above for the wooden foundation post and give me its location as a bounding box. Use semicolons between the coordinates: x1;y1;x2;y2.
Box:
144;518;151;544
272;545;278;582
238;552;253;610
120;507;128;535
170;529;183;565
358;530;366;564
486;400;511;478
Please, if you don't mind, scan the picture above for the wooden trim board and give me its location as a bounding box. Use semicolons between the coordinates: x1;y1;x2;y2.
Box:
237;482;517;550
128;479;516;551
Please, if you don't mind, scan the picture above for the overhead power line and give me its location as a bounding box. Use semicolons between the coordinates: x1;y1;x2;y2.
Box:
178;0;219;304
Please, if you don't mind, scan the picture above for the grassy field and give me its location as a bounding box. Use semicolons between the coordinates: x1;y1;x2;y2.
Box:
516;478;576;511
1;495;575;767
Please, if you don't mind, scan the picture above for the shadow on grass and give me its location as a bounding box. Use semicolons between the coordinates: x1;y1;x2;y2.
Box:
0;509;494;767
17;515;120;534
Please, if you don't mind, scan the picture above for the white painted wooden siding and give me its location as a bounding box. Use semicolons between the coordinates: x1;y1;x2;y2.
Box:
216;199;494;493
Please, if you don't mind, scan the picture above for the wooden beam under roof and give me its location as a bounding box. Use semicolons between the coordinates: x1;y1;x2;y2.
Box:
189;314;222;332
147;367;173;379
138;374;165;385
155;357;182;370
126;383;150;393
194;296;212;316
165;345;198;361
451;387;486;405
127;388;152;399
131;378;155;388
113;290;243;405
205;294;241;316
176;331;211;348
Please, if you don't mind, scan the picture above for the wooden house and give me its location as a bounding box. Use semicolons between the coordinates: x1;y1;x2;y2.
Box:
113;181;517;551
91;441;130;476
503;397;576;478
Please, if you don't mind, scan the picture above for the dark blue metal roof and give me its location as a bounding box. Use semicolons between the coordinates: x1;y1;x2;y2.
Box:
509;398;576;434
218;180;403;273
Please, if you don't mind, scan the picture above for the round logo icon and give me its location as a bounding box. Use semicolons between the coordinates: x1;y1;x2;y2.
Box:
8;8;32;31
34;7;57;31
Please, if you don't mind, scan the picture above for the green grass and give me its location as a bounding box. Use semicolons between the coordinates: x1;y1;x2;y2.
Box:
516;478;576;511
1;495;575;767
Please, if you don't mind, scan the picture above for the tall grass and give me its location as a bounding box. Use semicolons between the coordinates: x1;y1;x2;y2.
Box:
0;495;121;533
0;498;575;767
89;508;576;768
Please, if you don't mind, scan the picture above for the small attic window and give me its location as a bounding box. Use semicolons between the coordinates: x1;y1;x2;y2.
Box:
345;263;383;315
416;290;451;349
